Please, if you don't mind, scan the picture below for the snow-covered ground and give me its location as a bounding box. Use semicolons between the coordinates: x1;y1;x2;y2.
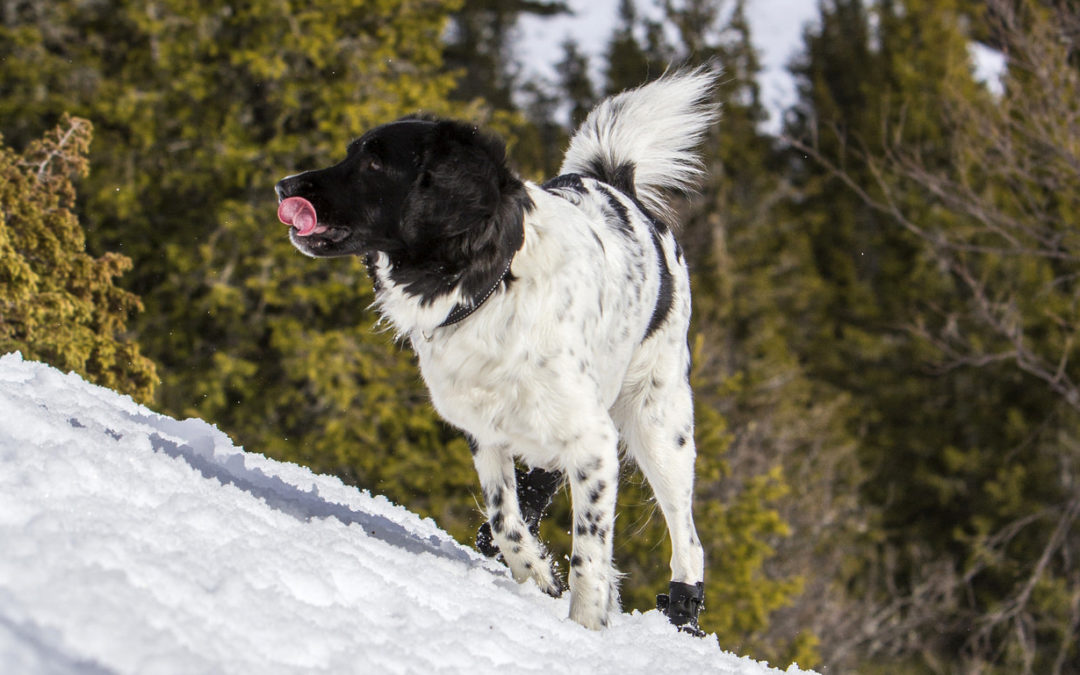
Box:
0;352;815;674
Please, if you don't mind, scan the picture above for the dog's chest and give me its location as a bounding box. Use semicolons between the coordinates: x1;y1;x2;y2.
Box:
411;279;641;458
414;327;571;456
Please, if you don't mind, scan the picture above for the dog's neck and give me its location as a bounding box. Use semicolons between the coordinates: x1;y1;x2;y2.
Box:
363;213;526;336
436;254;515;329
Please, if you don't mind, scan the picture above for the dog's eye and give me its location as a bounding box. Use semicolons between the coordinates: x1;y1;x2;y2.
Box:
366;155;383;172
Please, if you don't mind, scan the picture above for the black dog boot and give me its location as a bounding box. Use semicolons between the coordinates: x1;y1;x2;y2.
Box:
657;581;705;636
475;467;562;557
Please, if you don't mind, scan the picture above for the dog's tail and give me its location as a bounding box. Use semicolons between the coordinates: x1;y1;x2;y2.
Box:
558;65;720;226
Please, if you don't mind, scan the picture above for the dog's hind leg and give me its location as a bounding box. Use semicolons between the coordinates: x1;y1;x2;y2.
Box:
476;466;562;558
613;345;706;635
471;440;563;597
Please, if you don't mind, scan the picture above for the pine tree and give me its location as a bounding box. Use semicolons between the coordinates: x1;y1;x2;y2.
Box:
555;38;596;128
0;116;157;402
443;0;569;109
784;0;1080;671
603;0;671;94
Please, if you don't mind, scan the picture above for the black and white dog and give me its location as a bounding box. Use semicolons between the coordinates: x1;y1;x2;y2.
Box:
276;68;718;634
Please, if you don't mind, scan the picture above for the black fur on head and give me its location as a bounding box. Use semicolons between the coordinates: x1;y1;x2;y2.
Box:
275;117;531;303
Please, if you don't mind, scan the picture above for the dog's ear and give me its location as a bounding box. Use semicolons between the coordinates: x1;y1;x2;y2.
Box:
401;121;528;259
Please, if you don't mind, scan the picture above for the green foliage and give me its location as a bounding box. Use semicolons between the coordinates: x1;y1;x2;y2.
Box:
603;0;673;94
555;39;596;129
785;0;1080;671
443;0;569;110
0;116;157;402
0;0;488;537
21;2;1078;672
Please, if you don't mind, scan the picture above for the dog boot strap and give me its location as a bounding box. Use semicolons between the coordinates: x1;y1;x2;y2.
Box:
657;581;705;637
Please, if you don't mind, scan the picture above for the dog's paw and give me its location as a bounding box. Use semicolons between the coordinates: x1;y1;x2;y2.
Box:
504;549;564;597
534;568;564;598
536;560;565;597
657;581;706;637
569;591;610;630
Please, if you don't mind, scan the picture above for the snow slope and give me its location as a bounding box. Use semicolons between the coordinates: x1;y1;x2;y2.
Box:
0;353;815;675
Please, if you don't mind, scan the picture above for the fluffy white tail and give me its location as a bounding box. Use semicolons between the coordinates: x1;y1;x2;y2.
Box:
558;65;720;225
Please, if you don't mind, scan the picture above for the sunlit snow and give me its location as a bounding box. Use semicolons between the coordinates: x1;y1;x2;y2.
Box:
0;352;816;674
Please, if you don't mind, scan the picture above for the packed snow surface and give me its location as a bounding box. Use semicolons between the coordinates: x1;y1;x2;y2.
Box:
0;353;816;674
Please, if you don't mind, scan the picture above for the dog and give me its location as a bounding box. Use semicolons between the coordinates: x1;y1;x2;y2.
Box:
276;68;718;633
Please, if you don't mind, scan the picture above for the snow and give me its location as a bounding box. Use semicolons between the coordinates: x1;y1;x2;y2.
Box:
0;352;816;674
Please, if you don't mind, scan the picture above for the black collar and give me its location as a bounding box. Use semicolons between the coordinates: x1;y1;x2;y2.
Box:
437;257;514;328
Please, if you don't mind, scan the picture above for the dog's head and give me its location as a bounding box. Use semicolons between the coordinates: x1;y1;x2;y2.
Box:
275;118;529;268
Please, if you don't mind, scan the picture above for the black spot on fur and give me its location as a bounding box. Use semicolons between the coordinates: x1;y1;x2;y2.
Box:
506;530;523;543
585;158;637;199
589;481;606;504
491;512;504;534
595;185;633;238
576;523;589;536
677;434;687;447
590;230;605;253
643;230;674;341
570;555;583;567
542;173;587;194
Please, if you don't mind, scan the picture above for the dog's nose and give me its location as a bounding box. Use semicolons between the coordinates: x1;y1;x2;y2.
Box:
276;174;311;202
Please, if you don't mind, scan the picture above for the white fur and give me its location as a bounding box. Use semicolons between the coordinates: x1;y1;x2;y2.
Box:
559;65;720;226
370;70;717;630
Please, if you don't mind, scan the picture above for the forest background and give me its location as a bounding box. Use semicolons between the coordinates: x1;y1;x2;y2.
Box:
2;0;1078;672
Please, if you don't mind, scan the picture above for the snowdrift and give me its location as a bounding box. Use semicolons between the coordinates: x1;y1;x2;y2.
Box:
0;353;815;674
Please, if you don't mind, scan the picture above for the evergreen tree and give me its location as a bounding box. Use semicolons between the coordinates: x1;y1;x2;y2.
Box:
444;0;569;109
603;0;671;94
0;116;157;402
554;38;596;128
785;0;1080;671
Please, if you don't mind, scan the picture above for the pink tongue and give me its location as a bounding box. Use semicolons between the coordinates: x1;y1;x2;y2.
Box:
277;197;322;237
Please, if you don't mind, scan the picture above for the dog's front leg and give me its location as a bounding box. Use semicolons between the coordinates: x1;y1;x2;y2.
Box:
566;434;621;630
472;441;563;597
